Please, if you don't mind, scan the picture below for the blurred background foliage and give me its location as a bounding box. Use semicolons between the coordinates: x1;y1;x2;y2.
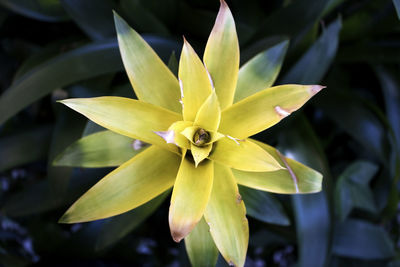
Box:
0;0;399;266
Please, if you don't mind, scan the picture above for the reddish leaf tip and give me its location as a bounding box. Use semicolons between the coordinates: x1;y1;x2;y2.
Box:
170;229;185;243
220;0;228;8
310;85;326;96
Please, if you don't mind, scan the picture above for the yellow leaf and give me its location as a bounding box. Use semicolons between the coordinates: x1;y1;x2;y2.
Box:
54;130;145;168
168;121;193;149
203;0;239;109
59;146;180;223
194;91;221;132
179;39;213;121
60;97;182;154
169;154;214;242
114;12;181;113
232;140;323;194
204;163;248;267
191;143;213;167
219;84;325;138
209;137;283;172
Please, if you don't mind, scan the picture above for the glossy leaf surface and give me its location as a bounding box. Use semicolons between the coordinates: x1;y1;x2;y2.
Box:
0;125;52;172
220;84;324;138
233;140;322;194
204;164;248;267
54;130;145;168
335;161;378;221
203;0;239;109
60;97;182;153
239;185;290;225
179;39;212;121
114;12;181;113
60;146;179;223
332;219;395;260
169;156;213;242
209;138;283;172
282;17;342;84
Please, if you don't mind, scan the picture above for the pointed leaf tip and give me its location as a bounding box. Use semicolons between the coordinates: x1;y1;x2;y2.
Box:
169;158;213;244
220;0;228;8
310;85;326;96
171;229;185;243
204;0;238;109
58;213;75;224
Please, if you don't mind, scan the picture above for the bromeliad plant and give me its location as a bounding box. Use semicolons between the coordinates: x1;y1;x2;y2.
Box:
55;1;324;266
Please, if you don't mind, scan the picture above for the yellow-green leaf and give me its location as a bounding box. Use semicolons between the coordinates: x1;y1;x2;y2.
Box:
232;140;322;194
234;40;289;102
179;39;213;121
114;12;181;113
194;91;221;132
169;155;214;242
219;84;325;139
60;97;182;153
185;217;218;267
191;143;213;167
54;130;146;168
168;120;193;149
209;137;283;172
59;146;180;223
204;163;248;267
203;0;239;109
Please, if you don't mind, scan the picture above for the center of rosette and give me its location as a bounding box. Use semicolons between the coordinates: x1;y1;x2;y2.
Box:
193;128;210;147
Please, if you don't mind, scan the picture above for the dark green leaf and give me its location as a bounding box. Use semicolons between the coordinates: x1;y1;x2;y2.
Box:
278;116;331;267
374;66;400;151
0;125;52;172
239;185;290;226
316;90;390;162
12;42;65;81
332;219;395;259
282;17;342;84
60;0;115;40
167;51;178;78
47;106;87;198
96;191;168;250
117;0;170;35
185;217;219;267
334;161;379;221
235;39;289;102
338;42;400;64
249;0;330;46
340;0;396;42
394;0;400;20
2;168;108;217
322;0;347;17
0;0;67;22
0;37;180;125
2;180;57;216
